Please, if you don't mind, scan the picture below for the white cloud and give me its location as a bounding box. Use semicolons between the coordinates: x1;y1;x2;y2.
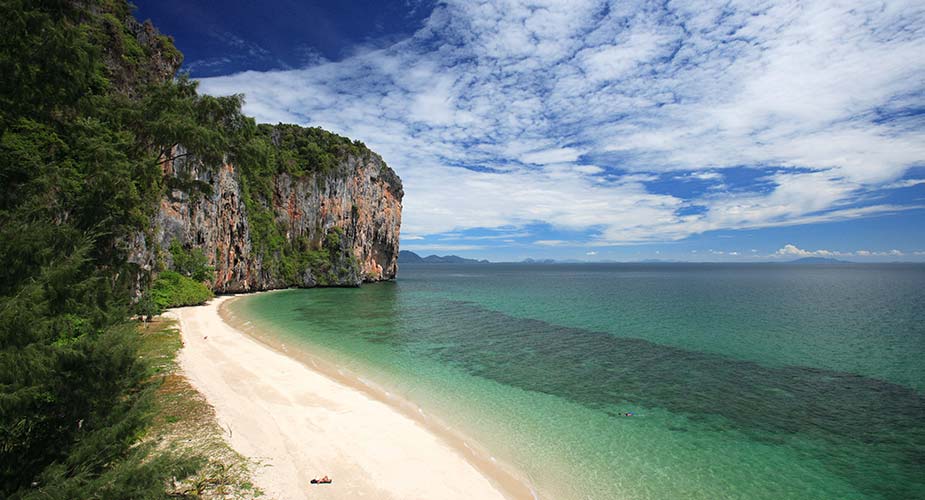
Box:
681;171;723;181
439;231;532;241
776;244;842;257
884;179;925;189
775;244;906;258
198;0;925;244
402;244;485;252
579;29;672;82
520;147;582;165
573;165;604;175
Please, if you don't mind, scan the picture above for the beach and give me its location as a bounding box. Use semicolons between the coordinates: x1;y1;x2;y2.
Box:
168;295;516;500
219;266;925;500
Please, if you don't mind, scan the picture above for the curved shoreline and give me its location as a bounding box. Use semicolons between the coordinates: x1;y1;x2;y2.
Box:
171;294;536;500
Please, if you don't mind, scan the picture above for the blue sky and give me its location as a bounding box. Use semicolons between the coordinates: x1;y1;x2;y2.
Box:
136;0;925;262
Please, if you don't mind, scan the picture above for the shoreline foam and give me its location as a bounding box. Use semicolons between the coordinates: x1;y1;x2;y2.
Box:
170;294;536;500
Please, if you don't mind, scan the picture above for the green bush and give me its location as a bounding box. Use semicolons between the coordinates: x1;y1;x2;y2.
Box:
150;271;213;311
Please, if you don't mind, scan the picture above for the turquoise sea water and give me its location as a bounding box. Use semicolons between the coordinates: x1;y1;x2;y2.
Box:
229;263;925;500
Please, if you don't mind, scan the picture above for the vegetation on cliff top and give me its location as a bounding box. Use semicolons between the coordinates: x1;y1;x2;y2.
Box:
258;122;371;176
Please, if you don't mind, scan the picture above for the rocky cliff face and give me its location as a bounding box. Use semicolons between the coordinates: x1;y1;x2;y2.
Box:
128;146;402;292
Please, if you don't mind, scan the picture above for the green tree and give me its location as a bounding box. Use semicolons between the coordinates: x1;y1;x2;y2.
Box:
0;0;243;496
169;240;214;282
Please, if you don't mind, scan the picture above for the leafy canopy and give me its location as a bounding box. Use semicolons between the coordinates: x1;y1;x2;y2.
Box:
0;0;240;497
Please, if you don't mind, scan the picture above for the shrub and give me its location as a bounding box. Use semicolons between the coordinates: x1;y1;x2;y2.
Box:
150;271;213;311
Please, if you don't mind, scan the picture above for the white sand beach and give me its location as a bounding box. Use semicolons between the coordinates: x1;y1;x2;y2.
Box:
168;296;519;500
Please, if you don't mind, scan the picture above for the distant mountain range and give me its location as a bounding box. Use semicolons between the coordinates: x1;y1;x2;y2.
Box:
521;258;557;264
398;250;490;264
399;251;865;265
786;257;852;264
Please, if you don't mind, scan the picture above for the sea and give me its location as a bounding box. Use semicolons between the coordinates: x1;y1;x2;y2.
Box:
228;263;925;500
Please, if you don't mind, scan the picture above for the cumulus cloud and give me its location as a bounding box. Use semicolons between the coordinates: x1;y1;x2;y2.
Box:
199;0;925;243
776;244;846;257
775;244;905;258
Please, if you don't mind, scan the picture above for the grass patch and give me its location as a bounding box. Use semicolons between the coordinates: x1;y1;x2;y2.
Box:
137;318;263;499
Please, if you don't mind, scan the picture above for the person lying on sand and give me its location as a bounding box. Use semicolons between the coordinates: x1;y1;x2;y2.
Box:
310;475;332;484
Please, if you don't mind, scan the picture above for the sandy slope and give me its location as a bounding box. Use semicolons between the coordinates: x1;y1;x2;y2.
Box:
168;296;510;500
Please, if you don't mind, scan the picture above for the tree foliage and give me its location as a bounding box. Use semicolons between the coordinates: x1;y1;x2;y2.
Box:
168;240;213;283
1;0;373;495
0;0;235;497
258;123;369;176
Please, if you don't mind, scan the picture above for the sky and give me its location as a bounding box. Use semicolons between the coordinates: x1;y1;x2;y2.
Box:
135;0;925;262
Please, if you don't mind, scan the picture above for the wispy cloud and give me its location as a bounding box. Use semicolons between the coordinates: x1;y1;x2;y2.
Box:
402;243;485;252
884;179;925;189
534;240;571;247
438;231;532;241
199;0;925;244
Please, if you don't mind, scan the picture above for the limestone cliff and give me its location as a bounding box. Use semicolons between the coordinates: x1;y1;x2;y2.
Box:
128;141;402;291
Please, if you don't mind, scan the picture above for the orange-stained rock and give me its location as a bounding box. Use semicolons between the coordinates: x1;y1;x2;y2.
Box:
127;146;402;292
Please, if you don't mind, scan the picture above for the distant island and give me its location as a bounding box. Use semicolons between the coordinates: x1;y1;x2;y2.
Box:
399;250;490;264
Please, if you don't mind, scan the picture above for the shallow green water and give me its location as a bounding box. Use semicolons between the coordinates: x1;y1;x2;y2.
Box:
230;263;925;500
